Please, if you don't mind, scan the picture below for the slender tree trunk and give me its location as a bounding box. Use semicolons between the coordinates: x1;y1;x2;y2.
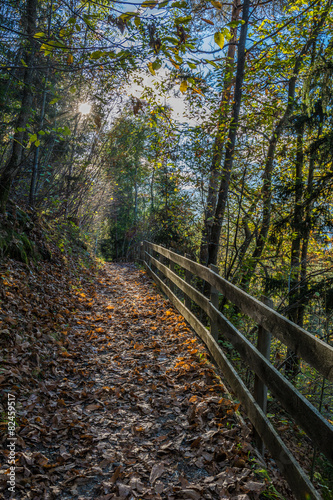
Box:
150;165;155;212
285;122;304;380
0;0;38;213
239;2;330;289
227;201;256;281
134;163;138;222
200;0;241;264
207;0;250;266
29;0;53;206
297;150;315;327
29;69;49;206
65;115;80;216
290;122;305;316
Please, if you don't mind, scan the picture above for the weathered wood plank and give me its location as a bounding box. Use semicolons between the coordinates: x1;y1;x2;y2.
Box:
208;303;333;463
169;259;175;293
144;242;333;382
143;259;322;500
147;253;211;316
185;253;192;310
207;268;333;382
143;260;210;348
145;248;333;463
200;330;322;500
253;296;273;455
145;241;211;280
209;264;219;341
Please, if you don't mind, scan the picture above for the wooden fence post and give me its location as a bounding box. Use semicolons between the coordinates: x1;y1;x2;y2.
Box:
209;264;219;341
185;253;192;310
169;259;175;293
253;295;273;455
153;249;159;277
145;242;151;268
140;241;144;262
161;255;168;284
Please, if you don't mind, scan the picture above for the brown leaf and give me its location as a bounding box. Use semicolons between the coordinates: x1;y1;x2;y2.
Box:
190;436;201;448
155;480;164;494
117;483;131;497
244;481;265;493
149;463;164;485
179;476;190;488
86;403;101;411
111;465;122;484
180;489;201;499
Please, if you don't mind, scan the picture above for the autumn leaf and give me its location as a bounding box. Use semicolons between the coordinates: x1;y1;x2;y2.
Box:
111;465;122;484
169;58;180;69
149;463;164;484
147;62;155;75
214;32;225;49
141;0;158;8
0;254;270;499
202;18;214;25
180;80;188;93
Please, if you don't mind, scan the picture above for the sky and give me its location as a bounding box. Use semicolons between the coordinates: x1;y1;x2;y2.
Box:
125;69;193;123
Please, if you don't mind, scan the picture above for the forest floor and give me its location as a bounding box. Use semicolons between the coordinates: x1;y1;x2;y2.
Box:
0;259;294;500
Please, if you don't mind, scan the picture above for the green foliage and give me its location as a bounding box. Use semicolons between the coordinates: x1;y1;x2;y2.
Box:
314;462;333;500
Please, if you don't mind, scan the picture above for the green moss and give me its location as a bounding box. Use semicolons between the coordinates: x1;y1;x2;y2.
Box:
0;227;35;264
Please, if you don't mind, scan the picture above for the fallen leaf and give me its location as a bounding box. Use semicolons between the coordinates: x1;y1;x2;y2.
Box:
149;463;164;485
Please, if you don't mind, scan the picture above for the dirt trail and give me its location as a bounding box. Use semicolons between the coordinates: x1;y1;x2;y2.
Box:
1;263;290;499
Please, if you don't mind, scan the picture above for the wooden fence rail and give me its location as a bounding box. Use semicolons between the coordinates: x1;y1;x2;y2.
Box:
140;241;333;500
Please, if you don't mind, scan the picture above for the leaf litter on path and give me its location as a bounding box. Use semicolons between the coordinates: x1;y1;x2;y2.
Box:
0;261;294;499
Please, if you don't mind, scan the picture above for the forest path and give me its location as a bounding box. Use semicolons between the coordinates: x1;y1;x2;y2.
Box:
49;263;267;499
1;263;287;499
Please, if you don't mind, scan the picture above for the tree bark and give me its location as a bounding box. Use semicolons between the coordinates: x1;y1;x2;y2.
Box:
239;1;331;288
207;0;250;266
297;150;315;327
285;122;304;380
200;0;241;264
29;0;52;207
0;0;38;213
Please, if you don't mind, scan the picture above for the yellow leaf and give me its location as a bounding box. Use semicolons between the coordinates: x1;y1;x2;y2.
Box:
202;18;214;25
67;53;74;64
180;80;188;93
148;62;155;75
192;87;203;96
214;32;224;49
169;58;179;69
141;0;158;8
211;0;222;8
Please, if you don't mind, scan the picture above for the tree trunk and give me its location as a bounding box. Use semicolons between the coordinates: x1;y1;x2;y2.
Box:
297;150;315;327
134;163;138;222
200;0;241;264
29;70;49;206
239;2;330;289
29;0;52;207
207;0;250;266
0;0;38;213
285;122;304;380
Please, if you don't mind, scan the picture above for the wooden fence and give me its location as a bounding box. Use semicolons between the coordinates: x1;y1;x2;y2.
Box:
140;241;333;500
